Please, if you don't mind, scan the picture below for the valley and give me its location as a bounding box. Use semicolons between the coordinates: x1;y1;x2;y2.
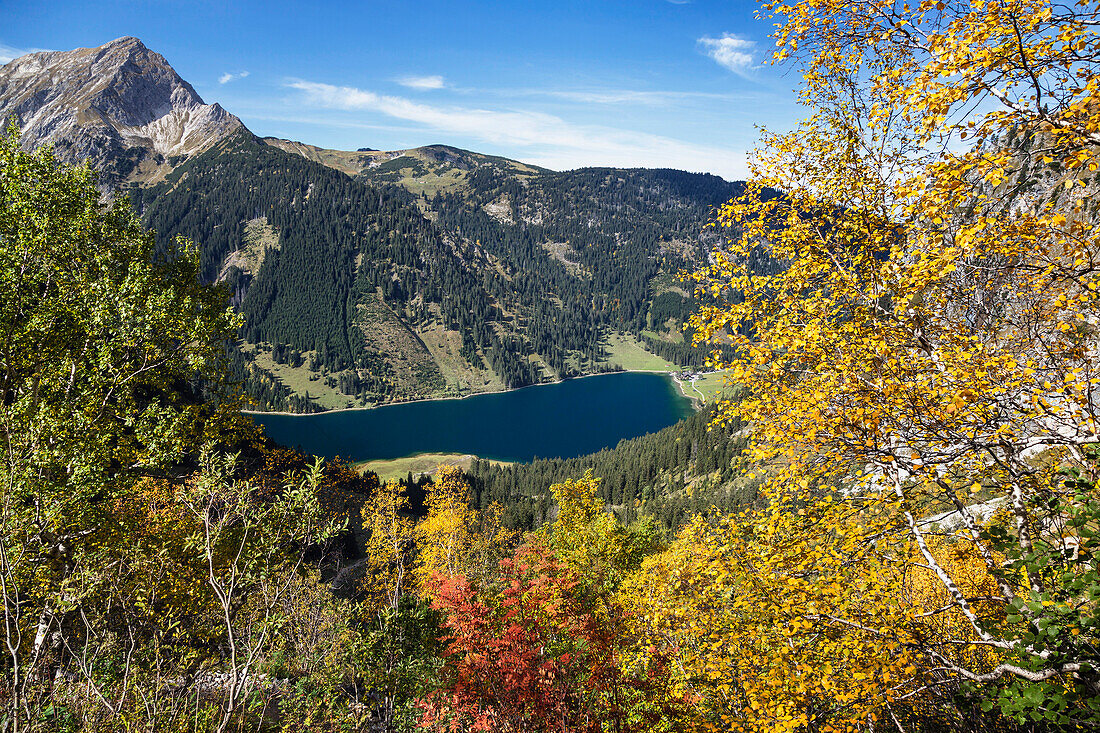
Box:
1;37;742;415
6;6;1100;728
132;126;736;412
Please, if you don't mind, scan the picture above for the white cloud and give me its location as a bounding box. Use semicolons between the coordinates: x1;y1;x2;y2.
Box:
538;88;745;105
285;79;746;178
397;75;446;90
219;70;250;84
698;33;757;77
0;43;48;64
545;89;680;105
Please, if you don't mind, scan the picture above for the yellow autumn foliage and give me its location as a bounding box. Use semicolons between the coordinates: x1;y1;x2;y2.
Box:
619;498;931;732
537;470;632;599
361;480;416;616
680;0;1100;726
414;466;517;595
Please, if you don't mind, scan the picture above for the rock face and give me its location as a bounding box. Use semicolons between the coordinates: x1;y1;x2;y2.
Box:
0;36;242;185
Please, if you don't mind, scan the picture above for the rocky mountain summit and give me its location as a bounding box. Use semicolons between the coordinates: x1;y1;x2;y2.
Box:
0;36;241;185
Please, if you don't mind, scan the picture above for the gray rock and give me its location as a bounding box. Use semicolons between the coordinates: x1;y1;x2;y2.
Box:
0;36;242;185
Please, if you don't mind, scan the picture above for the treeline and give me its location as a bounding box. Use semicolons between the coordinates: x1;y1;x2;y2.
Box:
135;132;540;394
641;332;737;368
428;164;741;338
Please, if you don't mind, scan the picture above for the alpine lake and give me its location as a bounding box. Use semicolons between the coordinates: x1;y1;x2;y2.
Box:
251;371;695;464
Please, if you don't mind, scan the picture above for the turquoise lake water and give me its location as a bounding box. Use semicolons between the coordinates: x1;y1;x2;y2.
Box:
251;371;694;463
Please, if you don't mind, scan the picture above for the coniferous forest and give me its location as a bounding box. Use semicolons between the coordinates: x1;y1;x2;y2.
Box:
133;131;737;410
5;0;1100;730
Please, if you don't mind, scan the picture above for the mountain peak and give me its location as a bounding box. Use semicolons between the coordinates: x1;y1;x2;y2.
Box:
0;37;243;185
105;35;144;47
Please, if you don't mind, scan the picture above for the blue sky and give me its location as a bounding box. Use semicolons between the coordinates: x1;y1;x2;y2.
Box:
1;0;804;179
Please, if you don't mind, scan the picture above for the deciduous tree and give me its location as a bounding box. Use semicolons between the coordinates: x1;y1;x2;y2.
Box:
415;467;516;596
688;0;1100;726
539;470;632;601
0;127;240;730
177;450;343;733
419;548;624;733
362;481;417;616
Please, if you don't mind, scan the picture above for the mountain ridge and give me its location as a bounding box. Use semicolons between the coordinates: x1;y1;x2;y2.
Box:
2;37;740;412
0;36;242;185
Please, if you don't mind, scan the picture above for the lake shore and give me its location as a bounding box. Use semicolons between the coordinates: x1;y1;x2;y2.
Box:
354;452;515;481
251;371;694;464
670;373;705;409
243;368;682;417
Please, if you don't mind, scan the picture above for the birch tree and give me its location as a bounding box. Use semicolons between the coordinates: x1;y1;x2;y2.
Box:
688;0;1100;726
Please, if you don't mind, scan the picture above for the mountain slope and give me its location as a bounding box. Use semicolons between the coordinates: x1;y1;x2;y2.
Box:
2;38;742;412
0;37;241;185
134;130;518;407
264;138;545;193
270;138;744;367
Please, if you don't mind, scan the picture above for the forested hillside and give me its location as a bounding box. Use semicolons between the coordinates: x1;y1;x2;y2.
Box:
425;165;738;347
356;147;753;368
461;404;756;531
134;130;739;411
11;0;1100;728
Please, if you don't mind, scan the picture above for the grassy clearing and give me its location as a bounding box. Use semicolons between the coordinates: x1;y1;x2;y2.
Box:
681;371;735;403
648;271;691;298
356;294;446;399
243;217;279;262
599;332;679;371
641;326;686;344
416;317;506;396
262;137;382;177
357;452;513;482
370;164;470;197
397;168;470;197
246;345;357;411
539;241;590;278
